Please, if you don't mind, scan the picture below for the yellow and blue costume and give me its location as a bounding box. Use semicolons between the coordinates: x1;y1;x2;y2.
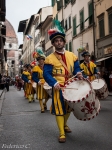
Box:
32;48;49;112
44;20;82;143
22;70;34;103
43;51;81;141
80;51;98;81
80;61;97;81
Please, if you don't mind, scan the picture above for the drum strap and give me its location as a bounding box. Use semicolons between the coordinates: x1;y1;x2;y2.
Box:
83;62;93;76
53;52;72;76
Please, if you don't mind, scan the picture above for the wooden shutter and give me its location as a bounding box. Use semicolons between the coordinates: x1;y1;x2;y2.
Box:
69;41;72;52
73;17;76;36
80;10;84;31
89;2;93;25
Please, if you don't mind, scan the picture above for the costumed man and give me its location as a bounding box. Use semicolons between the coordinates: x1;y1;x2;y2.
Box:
22;64;34;103
22;64;28;98
80;51;100;81
30;61;37;97
32;48;49;113
43;20;83;143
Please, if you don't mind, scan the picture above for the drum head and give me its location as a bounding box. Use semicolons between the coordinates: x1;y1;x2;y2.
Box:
91;79;105;90
62;78;91;102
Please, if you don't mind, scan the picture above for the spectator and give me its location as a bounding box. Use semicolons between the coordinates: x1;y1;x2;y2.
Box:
109;71;112;92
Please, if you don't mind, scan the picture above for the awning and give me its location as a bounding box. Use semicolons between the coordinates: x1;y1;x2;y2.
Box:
96;56;112;62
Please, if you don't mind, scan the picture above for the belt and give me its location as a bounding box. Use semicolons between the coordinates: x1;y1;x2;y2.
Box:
53;74;73;78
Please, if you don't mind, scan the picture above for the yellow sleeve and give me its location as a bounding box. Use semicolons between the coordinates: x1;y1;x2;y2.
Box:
90;62;96;68
22;71;29;76
44;56;54;65
80;63;84;70
71;53;78;61
32;66;39;72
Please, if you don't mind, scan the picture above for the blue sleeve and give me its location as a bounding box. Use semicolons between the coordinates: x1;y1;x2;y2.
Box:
94;67;98;74
32;72;39;83
73;60;81;75
22;74;29;83
43;64;57;87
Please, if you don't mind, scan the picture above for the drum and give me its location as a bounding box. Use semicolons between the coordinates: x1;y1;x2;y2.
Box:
43;82;52;97
91;78;109;100
62;78;100;121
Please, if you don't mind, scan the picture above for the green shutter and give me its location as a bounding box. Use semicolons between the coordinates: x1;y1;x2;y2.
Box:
73;17;76;36
65;43;68;50
69;16;71;28
56;14;58;20
57;0;63;11
51;0;55;7
88;2;93;25
89;2;93;16
69;41;72;52
80;10;84;31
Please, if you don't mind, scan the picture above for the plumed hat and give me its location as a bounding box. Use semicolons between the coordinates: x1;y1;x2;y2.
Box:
35;47;46;61
48;20;65;43
81;51;90;57
32;52;38;58
30;61;36;67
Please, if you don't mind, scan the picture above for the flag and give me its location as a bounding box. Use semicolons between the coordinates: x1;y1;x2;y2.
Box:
26;35;33;40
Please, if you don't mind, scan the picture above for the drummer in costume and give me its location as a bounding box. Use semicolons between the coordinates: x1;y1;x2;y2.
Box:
43;20;83;143
22;64;28;98
30;61;37;96
80;51;100;81
32;48;49;113
22;64;34;103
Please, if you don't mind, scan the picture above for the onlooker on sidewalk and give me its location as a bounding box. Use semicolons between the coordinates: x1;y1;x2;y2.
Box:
109;71;112;92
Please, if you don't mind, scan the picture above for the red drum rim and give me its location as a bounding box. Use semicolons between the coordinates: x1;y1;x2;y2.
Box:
62;78;93;103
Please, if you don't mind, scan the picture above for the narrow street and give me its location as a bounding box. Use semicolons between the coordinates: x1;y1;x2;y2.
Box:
0;86;112;150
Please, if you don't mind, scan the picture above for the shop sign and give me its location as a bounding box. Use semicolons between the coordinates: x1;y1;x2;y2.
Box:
104;46;112;55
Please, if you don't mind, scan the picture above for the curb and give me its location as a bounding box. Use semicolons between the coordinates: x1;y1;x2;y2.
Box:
0;90;5;115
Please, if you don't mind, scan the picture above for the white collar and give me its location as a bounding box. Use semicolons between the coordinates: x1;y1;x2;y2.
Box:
55;49;65;54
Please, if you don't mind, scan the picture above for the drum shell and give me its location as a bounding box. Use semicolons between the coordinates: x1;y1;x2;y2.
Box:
95;83;109;100
62;78;100;121
71;91;100;121
91;79;109;100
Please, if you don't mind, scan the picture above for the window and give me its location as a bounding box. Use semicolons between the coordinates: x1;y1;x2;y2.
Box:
69;41;72;52
73;16;76;36
80;9;84;31
108;11;112;34
69;16;71;29
99;17;105;38
88;1;93;25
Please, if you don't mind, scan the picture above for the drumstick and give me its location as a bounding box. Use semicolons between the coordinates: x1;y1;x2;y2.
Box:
66;70;84;83
61;87;78;90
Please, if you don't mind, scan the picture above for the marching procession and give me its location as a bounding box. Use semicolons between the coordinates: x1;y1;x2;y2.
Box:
0;0;112;149
20;21;109;143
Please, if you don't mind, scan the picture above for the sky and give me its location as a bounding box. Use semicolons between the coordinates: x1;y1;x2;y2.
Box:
6;0;51;45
